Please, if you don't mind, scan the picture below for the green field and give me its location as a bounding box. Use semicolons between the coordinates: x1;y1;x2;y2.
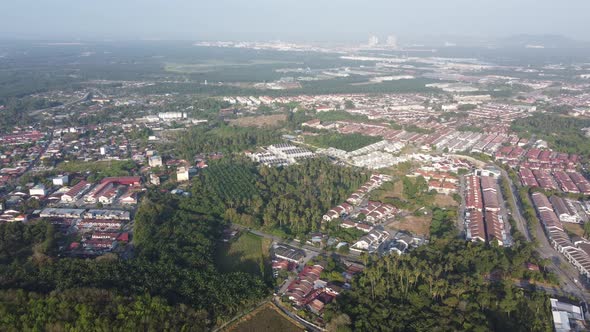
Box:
165;60;298;73
56;160;136;178
216;232;271;279
305;133;381;152
228;305;303;332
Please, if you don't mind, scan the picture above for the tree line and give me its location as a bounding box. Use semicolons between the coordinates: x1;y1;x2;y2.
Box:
325;239;553;332
0;194;269;330
182;158;368;238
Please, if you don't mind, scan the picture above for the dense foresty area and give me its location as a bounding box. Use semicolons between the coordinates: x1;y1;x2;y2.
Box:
0;197;268;330
326;240;553;332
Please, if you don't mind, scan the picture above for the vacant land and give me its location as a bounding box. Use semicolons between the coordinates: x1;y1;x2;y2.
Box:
387;215;431;237
230;114;287;128
56;160;136;177
227;304;303;332
370;180;403;201
434;194;459;207
305;133;381;152
564;223;585;238
216;232;272;279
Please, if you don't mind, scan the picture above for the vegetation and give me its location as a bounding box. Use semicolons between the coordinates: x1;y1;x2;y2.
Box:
305;133;381;152
325;239;553;332
0;97;61;130
0;196;268;330
315;110;373;123
457;124;484;133
204;163;259;200
429;208;459;239
324;220;367;244
56;160;137;181
0;288;209;331
402;176;436;209
0;221;55;265
404;124;434;134
227;304;303;332
186;158;368;237
512;113;590;155
216;232;271;280
171;125;282;159
298;77;438;95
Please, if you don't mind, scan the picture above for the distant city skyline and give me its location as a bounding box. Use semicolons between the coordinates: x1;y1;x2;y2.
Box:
1;0;590;43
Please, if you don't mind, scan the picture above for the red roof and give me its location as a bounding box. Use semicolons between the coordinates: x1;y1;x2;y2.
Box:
116;232;129;242
101;176;141;186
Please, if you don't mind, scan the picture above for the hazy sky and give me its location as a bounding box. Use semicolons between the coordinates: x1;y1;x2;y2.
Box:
2;0;589;42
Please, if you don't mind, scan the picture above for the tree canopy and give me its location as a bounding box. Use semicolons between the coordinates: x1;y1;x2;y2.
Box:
326;239;553;332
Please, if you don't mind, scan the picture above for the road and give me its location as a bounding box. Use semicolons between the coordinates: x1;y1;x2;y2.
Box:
499;168;590;302
499;167;532;241
457;176;466;238
29;92;90;116
272;297;325;332
12;130;54;183
530;213;590;302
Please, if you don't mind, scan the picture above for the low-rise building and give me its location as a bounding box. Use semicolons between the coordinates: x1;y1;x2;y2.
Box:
29;184;47;197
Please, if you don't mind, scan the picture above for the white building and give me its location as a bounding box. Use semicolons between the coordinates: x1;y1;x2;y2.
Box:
158;112;187;120
367;35;379;47
550;298;585;332
150;173;161;186
29;184;47;197
52;175;69;186
177;167;190;182
148;155;163;168
386;35;398;49
352;228;389;252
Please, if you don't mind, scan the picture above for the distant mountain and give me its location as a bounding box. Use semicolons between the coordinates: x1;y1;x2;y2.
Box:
401;34;590;50
497;34;590;49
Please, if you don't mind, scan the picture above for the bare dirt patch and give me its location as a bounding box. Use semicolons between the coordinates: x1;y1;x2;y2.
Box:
230;114;287;128
226;303;304;332
371;180;404;201
433;194;459;208
386;215;431;237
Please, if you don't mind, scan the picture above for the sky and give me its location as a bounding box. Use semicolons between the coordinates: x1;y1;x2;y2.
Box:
2;0;590;43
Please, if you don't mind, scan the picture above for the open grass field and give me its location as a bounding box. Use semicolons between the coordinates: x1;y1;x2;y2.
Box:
229;114;287;128
56;160;135;176
387;215;432;237
216;232;272;279
226;304;304;332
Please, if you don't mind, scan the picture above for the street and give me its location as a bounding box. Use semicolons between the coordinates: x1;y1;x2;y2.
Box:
499;167;532;241
499;167;590;301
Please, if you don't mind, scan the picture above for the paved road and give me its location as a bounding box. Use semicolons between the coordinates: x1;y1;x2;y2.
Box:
513;279;585;299
29;93;90;116
12;131;54;183
499;167;532;241
530;214;590;302
498;167;590;301
457;176;466;238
